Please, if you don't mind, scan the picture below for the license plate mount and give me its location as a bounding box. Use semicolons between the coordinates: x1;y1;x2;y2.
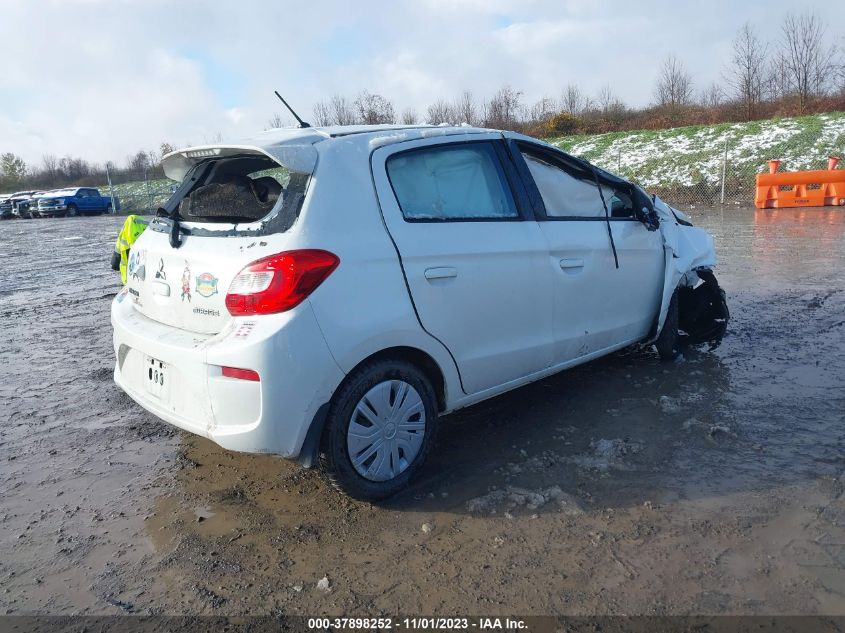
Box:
144;355;169;399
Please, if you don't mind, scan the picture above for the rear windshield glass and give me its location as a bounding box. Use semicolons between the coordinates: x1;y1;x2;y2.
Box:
172;155;309;228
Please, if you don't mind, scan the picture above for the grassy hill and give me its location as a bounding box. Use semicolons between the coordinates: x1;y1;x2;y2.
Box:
549;112;845;205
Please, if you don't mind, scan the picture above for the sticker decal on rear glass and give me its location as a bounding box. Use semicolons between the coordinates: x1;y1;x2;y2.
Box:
181;262;191;302
195;273;219;298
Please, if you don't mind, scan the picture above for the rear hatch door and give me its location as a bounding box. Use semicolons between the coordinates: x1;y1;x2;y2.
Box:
124;142;317;335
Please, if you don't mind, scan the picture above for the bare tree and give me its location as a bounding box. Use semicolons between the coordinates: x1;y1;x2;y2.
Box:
329;94;358;126
400;107;419;125
354;91;395;125
453;90;478;125
560;83;590;114
591;85;627;127
483;85;522;128
266;113;285;129
426;99;454;125
126;151;150;173
59;156;91;181
528;96;557;123
41;154;59;183
596;84;613;113
653;54;694;109
766;52;792;101
700;81;725;108
312;100;332;127
726;23;767;119
595;85;623;115
779;10;839;111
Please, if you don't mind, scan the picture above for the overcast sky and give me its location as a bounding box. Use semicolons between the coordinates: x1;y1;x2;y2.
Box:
1;0;842;166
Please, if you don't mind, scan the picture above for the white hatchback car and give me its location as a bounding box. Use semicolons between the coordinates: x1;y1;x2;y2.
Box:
112;124;728;499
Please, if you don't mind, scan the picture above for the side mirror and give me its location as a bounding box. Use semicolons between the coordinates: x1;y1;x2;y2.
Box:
636;206;660;231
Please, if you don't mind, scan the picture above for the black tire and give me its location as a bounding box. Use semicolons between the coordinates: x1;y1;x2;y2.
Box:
654;291;679;361
67;204;78;217
319;359;438;501
104;204;112;214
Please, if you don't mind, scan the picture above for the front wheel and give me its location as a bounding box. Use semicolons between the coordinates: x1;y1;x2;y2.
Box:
654;291;679;361
319;360;438;501
67;204;78;217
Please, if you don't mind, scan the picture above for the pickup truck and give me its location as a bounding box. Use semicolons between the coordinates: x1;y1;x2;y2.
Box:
36;187;116;217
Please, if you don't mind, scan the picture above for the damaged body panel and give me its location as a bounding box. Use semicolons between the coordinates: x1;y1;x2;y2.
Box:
649;196;729;348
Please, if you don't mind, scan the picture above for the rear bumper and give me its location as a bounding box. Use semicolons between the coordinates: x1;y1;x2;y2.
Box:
111;294;345;457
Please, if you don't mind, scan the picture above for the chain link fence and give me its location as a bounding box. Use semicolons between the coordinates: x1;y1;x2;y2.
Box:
99;169;176;215
554;113;845;208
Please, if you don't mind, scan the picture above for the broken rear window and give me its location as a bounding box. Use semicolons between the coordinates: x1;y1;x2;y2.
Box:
173;154;309;229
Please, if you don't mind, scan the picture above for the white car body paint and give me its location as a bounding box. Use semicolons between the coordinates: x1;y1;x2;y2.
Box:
111;124;722;462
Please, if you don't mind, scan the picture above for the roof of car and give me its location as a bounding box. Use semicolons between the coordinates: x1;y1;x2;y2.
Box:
161;124;499;181
173;124;494;155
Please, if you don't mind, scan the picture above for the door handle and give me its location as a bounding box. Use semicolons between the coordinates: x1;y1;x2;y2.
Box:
559;258;585;269
424;267;458;280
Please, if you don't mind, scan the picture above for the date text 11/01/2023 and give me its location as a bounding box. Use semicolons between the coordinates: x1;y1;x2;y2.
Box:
307;618;528;630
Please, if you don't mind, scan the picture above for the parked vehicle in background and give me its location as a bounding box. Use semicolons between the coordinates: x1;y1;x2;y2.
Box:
2;191;42;219
37;187;115;217
14;191;46;219
111;124;729;500
0;195;12;219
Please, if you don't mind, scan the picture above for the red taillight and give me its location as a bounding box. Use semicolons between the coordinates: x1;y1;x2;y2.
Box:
221;366;260;381
225;250;339;316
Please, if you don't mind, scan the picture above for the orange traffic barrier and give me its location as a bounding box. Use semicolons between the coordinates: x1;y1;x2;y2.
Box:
755;156;845;209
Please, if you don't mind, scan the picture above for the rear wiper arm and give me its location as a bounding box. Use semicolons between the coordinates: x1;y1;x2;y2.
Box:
157;160;215;249
168;214;183;248
155;207;184;248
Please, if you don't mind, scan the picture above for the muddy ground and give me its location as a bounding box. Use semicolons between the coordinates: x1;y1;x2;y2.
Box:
0;208;843;616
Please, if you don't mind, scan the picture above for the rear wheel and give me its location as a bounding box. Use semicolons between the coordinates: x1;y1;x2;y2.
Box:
654;291;679;361
104;204;112;214
319;359;438;501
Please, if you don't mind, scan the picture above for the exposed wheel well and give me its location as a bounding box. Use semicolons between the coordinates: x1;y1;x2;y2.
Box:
347;346;447;413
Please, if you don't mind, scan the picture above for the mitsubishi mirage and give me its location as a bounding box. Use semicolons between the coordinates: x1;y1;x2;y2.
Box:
111;124;728;500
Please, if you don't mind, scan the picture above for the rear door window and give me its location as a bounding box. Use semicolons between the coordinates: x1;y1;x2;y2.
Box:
386;143;518;221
